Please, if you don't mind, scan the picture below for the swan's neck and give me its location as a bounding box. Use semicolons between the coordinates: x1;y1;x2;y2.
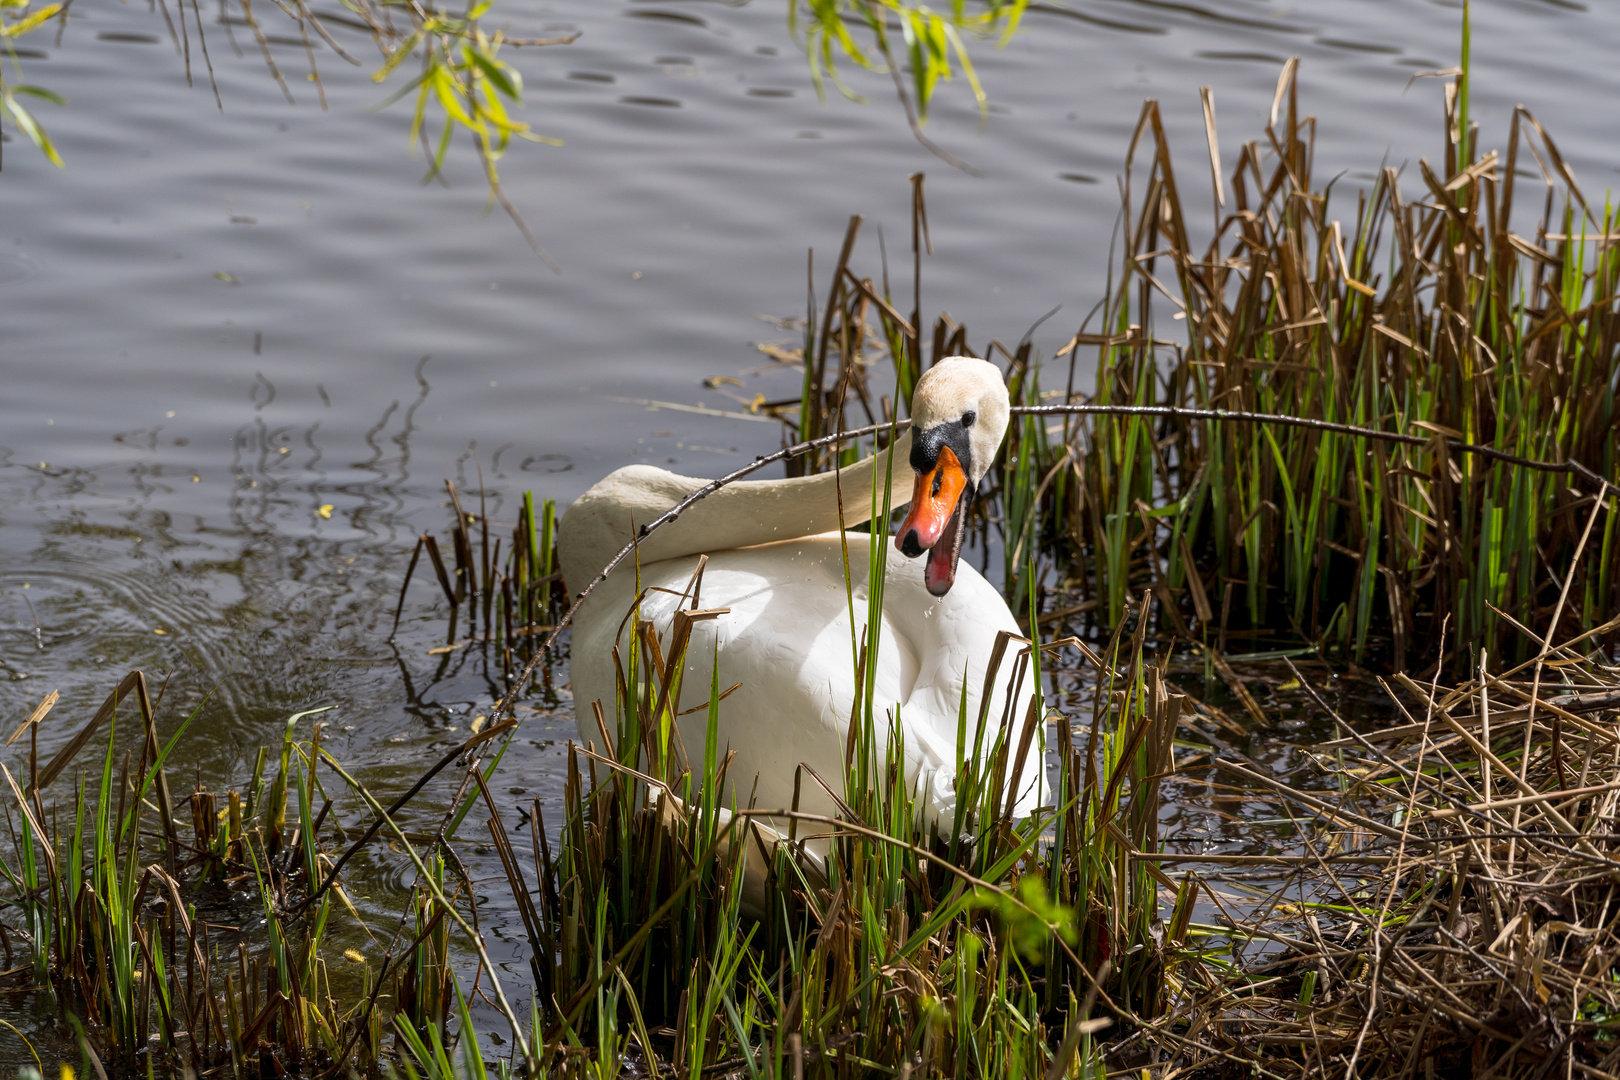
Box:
559;431;914;593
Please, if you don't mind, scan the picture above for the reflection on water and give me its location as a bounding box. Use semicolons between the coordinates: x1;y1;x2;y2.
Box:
3;0;1620;1064
0;371;576;1065
1;374;589;1062
1;367;566;755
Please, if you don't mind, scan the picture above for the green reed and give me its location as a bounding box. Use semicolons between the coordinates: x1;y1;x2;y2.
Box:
515;462;1204;1076
393;482;563;680
762;63;1616;674
0;672;514;1077
1082;67;1615;668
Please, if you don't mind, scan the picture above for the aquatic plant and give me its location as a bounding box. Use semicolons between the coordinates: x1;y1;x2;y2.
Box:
777;64;1618;675
1058;62;1617;671
0;674;383;1075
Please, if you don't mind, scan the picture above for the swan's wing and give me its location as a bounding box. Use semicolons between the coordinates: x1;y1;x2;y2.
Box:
570;533;1046;843
881;555;1046;822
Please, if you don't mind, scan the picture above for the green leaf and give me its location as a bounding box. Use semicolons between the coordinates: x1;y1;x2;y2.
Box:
995;0;1026;46
941;22;987;120
445;733;510;839
371;30;422;83
969;876;1079;959
465;46;519;100
2;92;62;166
430;63;474;127
11;85;66;105
134;688;231;807
425;113;454;182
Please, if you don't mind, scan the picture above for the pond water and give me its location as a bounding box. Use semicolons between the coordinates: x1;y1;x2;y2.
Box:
2;0;1618;1064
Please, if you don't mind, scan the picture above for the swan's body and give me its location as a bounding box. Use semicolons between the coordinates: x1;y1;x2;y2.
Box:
559;359;1042;837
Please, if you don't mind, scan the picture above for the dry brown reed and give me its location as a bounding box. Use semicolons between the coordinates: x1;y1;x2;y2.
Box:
1125;624;1620;1077
777;64;1618;675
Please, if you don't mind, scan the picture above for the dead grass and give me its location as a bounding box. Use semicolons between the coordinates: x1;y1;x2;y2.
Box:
1130;625;1620;1077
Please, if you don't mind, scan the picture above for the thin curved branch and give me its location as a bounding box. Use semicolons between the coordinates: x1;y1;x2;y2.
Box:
480;400;1612;733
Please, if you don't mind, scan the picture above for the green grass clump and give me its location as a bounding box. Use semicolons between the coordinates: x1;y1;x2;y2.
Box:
2;586;1212;1079
0;673;495;1078
1066;69;1616;670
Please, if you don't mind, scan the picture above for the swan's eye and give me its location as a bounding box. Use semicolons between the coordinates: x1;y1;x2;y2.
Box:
961;410;976;428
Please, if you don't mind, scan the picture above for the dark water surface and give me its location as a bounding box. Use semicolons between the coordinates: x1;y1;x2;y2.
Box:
2;0;1617;1064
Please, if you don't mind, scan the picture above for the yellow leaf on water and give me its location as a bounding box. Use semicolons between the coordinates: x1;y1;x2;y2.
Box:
1278;677;1300;691
343;948;366;963
318;504;334;519
153;628;167;636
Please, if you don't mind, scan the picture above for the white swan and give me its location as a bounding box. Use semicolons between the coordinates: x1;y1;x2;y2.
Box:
559;357;1042;837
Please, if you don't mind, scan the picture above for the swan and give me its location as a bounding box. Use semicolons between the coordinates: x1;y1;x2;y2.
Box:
559;357;1042;841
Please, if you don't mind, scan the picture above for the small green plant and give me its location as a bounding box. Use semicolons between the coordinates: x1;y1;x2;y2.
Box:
791;0;1025;140
0;672;519;1077
1;0;66;165
971;875;1079;959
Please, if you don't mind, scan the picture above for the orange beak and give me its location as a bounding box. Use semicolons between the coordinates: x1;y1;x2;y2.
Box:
895;445;970;595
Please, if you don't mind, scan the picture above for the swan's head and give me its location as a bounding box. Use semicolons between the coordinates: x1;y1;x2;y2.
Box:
894;356;1010;596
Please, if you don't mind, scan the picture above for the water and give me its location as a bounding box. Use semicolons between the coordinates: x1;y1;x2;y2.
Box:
2;0;1618;1064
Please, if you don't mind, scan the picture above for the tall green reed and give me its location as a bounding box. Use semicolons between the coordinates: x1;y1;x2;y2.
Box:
762;63;1616;673
0;672;518;1078
525;480;1201;1075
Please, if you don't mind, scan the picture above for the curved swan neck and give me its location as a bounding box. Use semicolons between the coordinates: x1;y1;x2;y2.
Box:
559;430;914;592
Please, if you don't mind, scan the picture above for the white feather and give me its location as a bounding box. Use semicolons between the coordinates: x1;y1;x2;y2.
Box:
559;357;1042;852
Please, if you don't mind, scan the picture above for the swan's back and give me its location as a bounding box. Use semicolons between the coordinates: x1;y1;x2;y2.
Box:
557;465;703;599
558;416;1043;834
567;531;1042;832
558;436;913;601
